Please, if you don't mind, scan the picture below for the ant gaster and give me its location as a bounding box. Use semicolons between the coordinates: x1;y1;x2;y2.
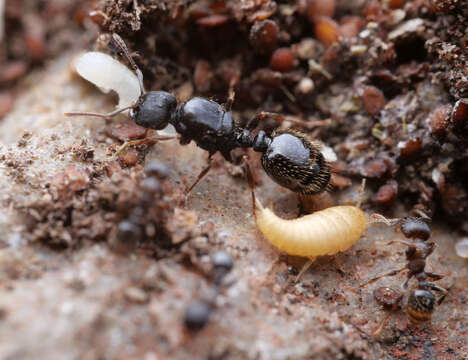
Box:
364;217;448;323
66;34;330;195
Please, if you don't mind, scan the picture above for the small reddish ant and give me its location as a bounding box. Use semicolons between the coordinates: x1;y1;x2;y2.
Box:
364;217;449;327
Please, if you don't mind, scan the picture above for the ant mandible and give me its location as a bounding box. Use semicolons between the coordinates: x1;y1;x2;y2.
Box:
66;34;331;195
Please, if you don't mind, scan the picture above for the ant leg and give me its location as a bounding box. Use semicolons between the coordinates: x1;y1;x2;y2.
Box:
185;154;213;195
419;282;449;304
112;33;145;94
361;265;408;286
369;213;401;226
373;312;392;337
241;156;257;218
64;105;133;119
385;240;414;247
295;257;316;283
425;272;445;281
246;111;285;131
115;130;176;156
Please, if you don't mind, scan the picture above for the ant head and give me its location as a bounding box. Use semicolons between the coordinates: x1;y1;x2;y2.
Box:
254;130;331;194
399;218;431;241
131;91;177;130
407;289;435;322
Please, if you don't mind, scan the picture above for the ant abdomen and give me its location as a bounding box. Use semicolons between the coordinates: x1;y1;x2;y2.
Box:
254;130;331;194
407;289;436;322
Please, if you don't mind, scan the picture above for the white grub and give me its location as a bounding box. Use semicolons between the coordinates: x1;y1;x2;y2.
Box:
255;199;367;258
74;52;141;109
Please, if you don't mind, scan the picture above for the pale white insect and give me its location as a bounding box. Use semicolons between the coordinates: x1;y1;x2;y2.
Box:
71;50;175;136
74;51;141;109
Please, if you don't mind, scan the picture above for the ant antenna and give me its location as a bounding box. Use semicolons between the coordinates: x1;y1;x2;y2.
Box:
64;105;133;119
112;33;146;95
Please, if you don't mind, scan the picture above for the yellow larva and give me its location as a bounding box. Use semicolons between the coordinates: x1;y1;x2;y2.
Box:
255;200;367;257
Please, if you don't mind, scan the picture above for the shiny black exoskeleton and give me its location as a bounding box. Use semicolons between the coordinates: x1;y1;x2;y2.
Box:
128;90;330;194
67;35;330;195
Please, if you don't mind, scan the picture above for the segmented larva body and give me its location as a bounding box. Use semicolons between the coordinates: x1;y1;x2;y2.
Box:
255;201;367;257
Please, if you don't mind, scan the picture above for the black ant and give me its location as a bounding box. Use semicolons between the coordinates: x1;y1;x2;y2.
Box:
65;34;331;195
364;217;449;324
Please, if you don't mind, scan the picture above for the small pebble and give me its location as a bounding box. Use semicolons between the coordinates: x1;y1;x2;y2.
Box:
454;238;468;258
124;287;149;304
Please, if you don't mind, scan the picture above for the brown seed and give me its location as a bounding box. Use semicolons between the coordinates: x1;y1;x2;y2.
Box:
197;14;229;27
330;174;351;188
374;180;398;205
440;185;468;217
249;19;279;53
194;60;213;93
340;16;364;39
374;287;403;310
388;0;406;9
451;99;468;129
398;138;422;159
314;16;341;47
306;0;335;22
427;104;451;136
363;159;388;178
255;68;282;87
247;8;277;23
270;48;296;72
361;86;386;116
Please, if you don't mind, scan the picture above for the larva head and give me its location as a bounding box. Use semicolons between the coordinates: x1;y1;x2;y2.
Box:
130;91;177;130
253;130;331;194
407;289;435;322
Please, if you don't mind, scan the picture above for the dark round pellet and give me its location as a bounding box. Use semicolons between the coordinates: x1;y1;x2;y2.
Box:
212;251;234;271
116;220;143;243
144;160;170;179
140;177;161;193
184;301;211;331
